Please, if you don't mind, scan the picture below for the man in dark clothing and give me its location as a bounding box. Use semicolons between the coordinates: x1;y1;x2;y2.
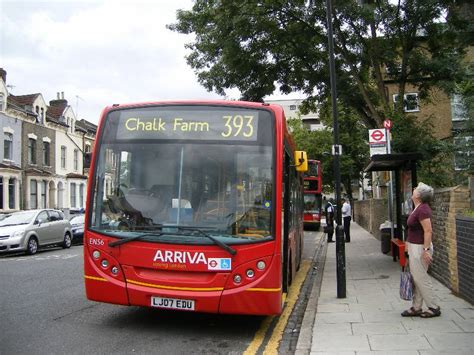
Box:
324;197;335;242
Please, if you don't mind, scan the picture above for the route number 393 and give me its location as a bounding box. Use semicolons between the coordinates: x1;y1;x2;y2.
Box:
221;115;254;138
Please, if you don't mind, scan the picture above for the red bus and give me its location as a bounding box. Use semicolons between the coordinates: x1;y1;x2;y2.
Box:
84;100;307;315
303;160;322;230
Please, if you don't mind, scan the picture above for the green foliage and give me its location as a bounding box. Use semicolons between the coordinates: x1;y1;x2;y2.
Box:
288;102;369;195
169;0;471;188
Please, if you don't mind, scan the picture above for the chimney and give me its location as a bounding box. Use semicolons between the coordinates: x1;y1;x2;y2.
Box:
0;68;6;83
50;91;68;107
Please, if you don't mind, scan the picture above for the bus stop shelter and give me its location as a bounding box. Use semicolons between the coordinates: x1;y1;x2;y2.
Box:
364;152;422;265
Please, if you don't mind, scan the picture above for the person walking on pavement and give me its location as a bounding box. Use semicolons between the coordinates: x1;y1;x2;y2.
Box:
401;182;441;318
342;197;351;242
324;197;335;243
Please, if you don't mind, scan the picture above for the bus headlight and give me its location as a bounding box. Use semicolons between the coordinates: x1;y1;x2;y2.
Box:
246;269;255;278
92;250;101;259
256;261;266;270
101;259;109;268
111;266;119;275
233;274;242;284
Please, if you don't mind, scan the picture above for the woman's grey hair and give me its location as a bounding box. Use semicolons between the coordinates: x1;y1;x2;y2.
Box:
415;182;434;203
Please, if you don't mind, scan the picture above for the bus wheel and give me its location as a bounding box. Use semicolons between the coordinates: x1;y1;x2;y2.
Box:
26;237;38;255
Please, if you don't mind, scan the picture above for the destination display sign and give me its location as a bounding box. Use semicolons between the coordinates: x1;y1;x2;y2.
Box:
116;108;261;141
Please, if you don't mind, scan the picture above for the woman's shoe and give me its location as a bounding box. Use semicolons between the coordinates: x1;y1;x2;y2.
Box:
401;307;422;317
420;307;441;318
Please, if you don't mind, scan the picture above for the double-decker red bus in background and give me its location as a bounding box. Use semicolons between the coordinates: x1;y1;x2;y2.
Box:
303;160;322;230
84;100;308;315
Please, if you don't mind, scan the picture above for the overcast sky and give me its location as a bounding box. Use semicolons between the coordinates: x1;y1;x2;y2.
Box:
1;0;294;124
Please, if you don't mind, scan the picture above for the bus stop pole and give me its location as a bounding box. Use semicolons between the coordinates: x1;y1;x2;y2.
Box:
386;129;394;239
325;0;346;298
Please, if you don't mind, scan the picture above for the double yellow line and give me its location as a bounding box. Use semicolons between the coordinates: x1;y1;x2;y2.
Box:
244;260;311;354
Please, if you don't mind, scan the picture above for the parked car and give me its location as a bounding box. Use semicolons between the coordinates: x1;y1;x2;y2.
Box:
69;214;85;244
0;209;72;255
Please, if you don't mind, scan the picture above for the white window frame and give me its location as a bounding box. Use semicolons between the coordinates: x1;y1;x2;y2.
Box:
41;180;47;208
30;179;38;209
79;183;84;208
70;182;77;208
4;132;13;161
393;93;420;112
8;178;15;209
61;146;67;169
451;94;468;121
454;136;473;171
74;149;79;171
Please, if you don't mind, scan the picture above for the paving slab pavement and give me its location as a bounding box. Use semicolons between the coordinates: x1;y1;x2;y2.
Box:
296;221;474;354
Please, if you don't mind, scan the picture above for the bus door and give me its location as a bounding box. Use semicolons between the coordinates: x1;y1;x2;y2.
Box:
282;148;291;293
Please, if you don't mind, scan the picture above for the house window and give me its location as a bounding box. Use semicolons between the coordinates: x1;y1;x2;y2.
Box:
35;106;40;123
0;93;4;111
451;94;468;121
28;138;37;164
79;184;84;208
0;177;3;209
8;178;15;209
393;93;420;112
4;132;13;160
70;182;77;207
85;144;91;153
74;149;79;171
41;181;47;208
30;180;38;209
454;136;473;171
61;146;66;169
40;107;45;124
289;105;297;110
43;141;50;166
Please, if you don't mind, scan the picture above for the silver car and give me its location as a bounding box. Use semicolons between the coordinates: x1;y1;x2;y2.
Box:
0;209;72;255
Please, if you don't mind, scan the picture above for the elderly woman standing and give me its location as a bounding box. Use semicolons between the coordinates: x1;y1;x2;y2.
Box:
401;182;441;318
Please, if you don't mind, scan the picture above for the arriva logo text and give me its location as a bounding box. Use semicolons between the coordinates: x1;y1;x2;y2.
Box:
153;250;207;264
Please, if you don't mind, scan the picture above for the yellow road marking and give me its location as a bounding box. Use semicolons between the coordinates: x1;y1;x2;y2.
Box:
264;260;310;354
243;260;311;355
243;315;275;355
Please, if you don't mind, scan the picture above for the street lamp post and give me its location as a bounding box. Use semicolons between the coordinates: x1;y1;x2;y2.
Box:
325;0;346;298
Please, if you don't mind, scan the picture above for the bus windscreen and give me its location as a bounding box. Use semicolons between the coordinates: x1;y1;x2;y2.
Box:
89;105;275;245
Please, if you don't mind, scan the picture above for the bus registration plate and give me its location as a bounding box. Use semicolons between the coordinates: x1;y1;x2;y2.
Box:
151;296;195;311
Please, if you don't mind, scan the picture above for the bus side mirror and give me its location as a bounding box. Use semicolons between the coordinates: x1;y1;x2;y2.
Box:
294;151;308;172
84;152;92;169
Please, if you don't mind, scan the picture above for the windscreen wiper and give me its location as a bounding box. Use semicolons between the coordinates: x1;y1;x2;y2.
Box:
177;226;237;256
108;232;163;247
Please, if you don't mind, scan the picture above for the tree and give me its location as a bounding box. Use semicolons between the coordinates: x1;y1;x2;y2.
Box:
288;102;369;196
169;0;470;186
